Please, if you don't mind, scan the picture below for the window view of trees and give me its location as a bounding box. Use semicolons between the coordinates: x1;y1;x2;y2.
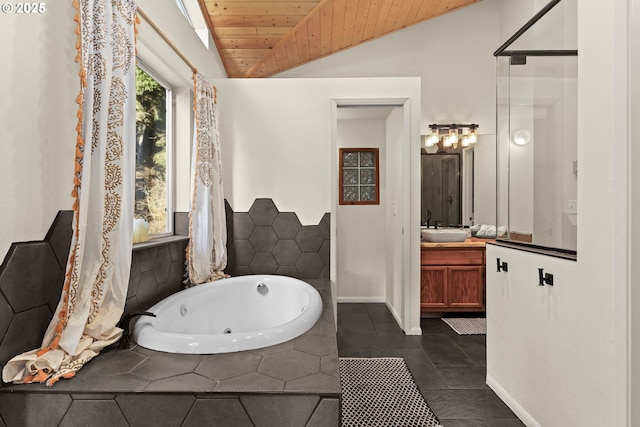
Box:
135;66;168;235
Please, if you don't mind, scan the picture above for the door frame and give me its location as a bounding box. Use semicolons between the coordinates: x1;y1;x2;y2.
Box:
330;98;418;334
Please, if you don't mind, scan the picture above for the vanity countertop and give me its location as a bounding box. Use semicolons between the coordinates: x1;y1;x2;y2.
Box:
420;238;494;249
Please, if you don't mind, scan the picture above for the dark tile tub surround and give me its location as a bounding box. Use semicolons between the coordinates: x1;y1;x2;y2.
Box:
0;211;188;370
0;279;340;427
1;204;339;426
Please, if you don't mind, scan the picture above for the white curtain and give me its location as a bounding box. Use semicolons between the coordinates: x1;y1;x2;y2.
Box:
2;0;137;386
187;73;227;284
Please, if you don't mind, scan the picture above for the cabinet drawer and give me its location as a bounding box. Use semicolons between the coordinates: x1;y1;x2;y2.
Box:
421;249;483;266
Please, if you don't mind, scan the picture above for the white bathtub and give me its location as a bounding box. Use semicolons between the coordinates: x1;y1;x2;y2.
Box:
131;275;323;354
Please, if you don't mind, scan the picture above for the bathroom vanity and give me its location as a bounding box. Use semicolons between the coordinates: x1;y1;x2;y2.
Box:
420;239;488;313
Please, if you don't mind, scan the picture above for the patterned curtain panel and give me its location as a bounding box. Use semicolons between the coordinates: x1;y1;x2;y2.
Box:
2;0;137;386
187;73;227;285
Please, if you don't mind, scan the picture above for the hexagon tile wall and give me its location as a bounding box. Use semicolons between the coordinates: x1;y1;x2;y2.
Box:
1;199;329;371
178;199;330;280
0;211;188;369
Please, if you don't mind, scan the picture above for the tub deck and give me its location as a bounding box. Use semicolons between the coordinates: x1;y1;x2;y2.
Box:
0;279;340;427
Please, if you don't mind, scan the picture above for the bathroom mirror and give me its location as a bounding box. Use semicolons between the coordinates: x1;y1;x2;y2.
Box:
421;153;461;227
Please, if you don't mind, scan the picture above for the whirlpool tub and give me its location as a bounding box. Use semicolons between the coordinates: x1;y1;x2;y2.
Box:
132;275;323;354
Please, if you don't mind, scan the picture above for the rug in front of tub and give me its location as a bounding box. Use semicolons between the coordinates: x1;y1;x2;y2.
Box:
442;317;487;335
339;357;442;427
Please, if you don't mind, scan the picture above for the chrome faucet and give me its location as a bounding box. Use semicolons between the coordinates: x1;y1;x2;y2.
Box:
118;311;156;349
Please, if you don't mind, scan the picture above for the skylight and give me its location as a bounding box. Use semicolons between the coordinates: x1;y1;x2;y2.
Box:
175;0;210;49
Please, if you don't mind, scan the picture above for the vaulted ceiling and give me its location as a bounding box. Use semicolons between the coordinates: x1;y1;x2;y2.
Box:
198;0;480;78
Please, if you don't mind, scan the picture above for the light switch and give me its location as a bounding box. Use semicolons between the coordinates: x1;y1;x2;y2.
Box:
568;200;577;214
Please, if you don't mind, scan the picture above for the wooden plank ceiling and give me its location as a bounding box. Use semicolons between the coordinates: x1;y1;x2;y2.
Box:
199;0;480;78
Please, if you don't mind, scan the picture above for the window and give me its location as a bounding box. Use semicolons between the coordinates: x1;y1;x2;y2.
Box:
175;0;210;48
339;148;380;205
135;64;172;235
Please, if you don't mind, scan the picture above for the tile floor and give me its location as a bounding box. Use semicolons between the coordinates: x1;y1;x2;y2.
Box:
336;303;525;427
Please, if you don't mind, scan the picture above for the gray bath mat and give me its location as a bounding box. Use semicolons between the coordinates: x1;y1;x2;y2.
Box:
442;317;486;335
339;357;442;427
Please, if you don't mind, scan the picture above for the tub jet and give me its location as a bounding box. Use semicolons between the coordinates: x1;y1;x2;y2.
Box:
257;283;269;295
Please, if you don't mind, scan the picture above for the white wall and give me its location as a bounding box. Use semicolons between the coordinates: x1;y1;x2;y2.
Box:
487;1;630;426
385;107;405;315
276;0;501;231
486;245;579;426
472;134;496;226
0;3;77;258
275;0;499;135
336;118;387;301
213;78;422;333
630;1;640;423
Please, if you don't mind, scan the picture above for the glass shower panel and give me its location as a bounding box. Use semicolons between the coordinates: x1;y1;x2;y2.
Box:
497;55;577;251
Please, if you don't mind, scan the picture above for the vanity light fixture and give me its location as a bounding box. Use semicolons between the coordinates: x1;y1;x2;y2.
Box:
425;126;439;147
424;123;479;149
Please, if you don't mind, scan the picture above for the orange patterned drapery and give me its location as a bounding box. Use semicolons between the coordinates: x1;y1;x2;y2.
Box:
2;0;137;386
186;73;227;285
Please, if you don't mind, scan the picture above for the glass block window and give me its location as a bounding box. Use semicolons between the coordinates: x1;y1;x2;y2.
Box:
339;148;380;205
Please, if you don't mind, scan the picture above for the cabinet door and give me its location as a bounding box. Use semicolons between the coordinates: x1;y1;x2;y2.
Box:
420;266;447;308
447;266;484;308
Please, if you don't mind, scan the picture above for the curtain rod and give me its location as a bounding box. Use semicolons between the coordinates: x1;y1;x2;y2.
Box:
137;7;198;75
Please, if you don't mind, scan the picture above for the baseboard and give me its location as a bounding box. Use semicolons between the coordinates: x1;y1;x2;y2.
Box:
335;297;422;335
486;375;540;427
384;299;422;335
384;298;402;327
336;296;385;303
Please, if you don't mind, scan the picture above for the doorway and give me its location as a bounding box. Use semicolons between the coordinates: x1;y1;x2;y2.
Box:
331;98;415;333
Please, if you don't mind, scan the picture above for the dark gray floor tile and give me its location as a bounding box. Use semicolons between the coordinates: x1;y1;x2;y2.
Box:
365;304;396;323
420;335;475;368
452;334;486;350
404;358;448;389
338;304;523;426
421;389;518;421
338;334;422;351
420;318;457;334
337;303;368;314
462;346;487;367
373;322;405;335
437;367;489;389
339;313;376;335
336;348;388;358
438;420;477;427
473;419;526;427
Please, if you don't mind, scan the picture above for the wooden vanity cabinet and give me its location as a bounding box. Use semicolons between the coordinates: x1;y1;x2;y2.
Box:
420;246;485;312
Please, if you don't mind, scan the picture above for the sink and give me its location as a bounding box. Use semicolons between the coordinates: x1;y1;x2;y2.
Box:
421;228;469;242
